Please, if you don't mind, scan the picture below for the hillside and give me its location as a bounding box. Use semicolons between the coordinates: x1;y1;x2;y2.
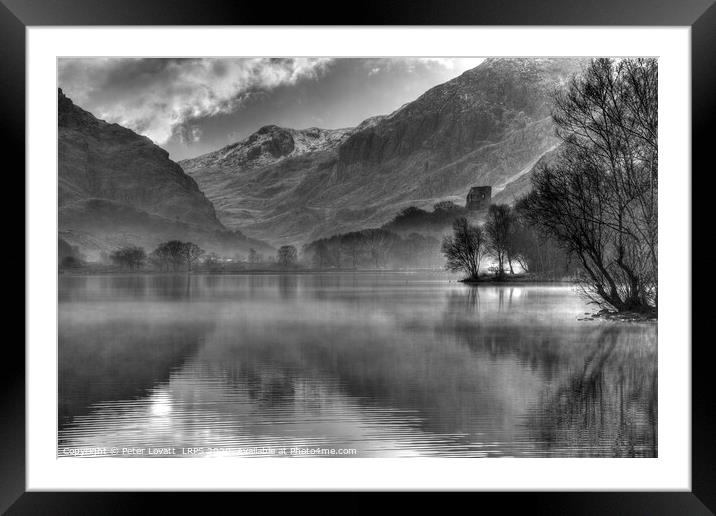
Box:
58;89;273;259
491;145;562;205
180;58;588;247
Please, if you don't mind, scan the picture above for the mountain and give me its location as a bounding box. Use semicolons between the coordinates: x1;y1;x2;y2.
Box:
184;125;354;171
180;58;587;247
491;145;562;206
58;89;272;259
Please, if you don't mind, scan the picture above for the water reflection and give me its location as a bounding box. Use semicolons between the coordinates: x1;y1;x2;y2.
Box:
58;273;657;457
527;326;657;457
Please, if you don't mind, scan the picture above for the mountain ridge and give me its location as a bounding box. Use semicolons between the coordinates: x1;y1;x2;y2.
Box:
179;58;588;247
183;125;355;171
58;89;273;259
59;88;222;230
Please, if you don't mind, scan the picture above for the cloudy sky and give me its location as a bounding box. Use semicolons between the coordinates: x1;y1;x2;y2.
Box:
58;57;485;160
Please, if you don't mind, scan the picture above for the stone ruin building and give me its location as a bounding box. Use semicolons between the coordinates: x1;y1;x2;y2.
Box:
466;186;492;211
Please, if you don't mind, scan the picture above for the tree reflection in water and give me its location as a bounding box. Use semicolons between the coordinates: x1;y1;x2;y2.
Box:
59;274;657;457
443;286;657;457
526;326;657;457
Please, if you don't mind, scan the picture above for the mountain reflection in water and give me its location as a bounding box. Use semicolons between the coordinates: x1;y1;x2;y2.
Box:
58;272;657;457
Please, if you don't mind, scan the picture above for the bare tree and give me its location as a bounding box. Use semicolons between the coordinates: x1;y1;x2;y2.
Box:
510;205;577;278
109;246;146;271
151;240;203;271
441;217;489;280
340;232;365;269
277;245;298;268
181;242;204;271
521;58;657;313
484;204;517;277
307;240;329;268
361;229;396;269
151;240;184;271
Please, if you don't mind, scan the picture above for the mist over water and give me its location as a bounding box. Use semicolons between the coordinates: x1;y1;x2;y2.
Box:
58;272;657;458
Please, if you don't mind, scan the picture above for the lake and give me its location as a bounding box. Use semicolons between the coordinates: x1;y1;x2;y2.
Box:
58;272;657;458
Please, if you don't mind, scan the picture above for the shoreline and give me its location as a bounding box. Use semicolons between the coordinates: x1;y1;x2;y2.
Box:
580;308;658;323
58;268;574;285
58;268;655;321
459;274;575;285
59;268;572;281
59;267;450;276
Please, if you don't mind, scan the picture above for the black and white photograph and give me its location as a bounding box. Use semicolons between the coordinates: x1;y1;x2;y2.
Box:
56;56;658;459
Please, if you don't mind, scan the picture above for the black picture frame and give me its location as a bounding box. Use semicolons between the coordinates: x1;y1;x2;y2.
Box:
3;0;712;512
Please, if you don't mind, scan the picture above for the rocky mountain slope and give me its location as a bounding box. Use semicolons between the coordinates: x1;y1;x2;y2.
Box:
491;145;562;206
185;125;354;171
58;89;272;259
181;58;587;247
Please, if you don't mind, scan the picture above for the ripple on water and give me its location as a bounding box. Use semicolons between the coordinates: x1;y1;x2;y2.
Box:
58;273;657;458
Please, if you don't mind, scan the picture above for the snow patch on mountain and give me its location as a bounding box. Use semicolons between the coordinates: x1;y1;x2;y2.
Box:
181;125;354;172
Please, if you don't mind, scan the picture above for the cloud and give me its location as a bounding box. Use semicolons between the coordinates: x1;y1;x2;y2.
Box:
58;58;334;144
174;124;203;144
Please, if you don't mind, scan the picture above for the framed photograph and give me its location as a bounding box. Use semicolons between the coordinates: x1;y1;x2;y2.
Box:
6;0;712;511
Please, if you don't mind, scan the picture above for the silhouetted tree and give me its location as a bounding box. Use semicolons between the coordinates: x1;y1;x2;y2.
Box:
181;242;204;271
152;240;183;271
308;240;330;268
110;246;146;271
384;202;468;233
60;256;82;269
520;58;657;313
341;232;365;269
441;217;489;280
305;229;439;270
151;240;203;271
361;229;398;268
485;204;517;277
508;201;576;278
58;238;83;267
277;245;298;267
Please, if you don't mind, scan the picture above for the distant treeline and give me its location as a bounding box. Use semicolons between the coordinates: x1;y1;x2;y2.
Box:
301;200;575;275
304;229;442;269
382;201;468;233
58;207;573;278
59;239;302;273
441;203;575;281
301;200;573;278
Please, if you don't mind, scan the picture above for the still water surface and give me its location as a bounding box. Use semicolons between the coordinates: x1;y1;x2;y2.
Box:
59;272;657;457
